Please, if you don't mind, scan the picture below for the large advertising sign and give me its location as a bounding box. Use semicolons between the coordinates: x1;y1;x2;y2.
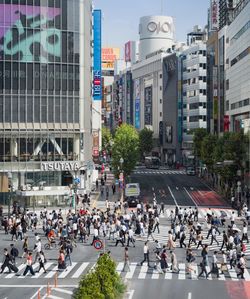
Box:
134;79;140;129
144;86;152;126
0;4;61;62
102;48;120;62
93;10;102;100
125;41;131;62
210;0;219;31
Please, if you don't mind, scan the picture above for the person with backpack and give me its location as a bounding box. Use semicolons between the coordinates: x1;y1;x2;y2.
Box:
58;249;66;270
0;249;13;273
10;244;19;265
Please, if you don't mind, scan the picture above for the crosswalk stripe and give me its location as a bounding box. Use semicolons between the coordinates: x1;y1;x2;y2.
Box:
226;265;238;281
138;265;148;279
191;264;198;280
116;262;124;275
44;265;58;278
165;264;172;279
217;264;226;280
71;262;89;278
206;266;212;280
58;262;77;278
244;268;250;281
32;262;54;278
178;263;185;280
152;268;159;279
124;263;137;279
19;263;39;278
5;263;26;278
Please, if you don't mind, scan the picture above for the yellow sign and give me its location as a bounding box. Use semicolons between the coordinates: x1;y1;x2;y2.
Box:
102;62;114;69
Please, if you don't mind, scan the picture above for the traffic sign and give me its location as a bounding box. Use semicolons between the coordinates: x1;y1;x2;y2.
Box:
93;239;103;250
74;177;80;184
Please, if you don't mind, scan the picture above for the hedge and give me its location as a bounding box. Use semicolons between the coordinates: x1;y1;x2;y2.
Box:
74;253;126;299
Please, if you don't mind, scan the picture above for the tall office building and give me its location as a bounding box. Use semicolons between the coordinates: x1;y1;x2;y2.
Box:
0;0;93;206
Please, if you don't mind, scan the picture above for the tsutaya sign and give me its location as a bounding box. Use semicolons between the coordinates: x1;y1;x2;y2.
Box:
41;161;80;171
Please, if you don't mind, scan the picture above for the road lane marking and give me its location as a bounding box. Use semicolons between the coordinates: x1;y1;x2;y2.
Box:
44;265;58;278
226;265;238;281
184;187;198;207
178;263;185;280
5;263;26;278
58;262;77;278
188;292;192;299
128;290;135;299
167;186;178;206
32;262;54;279
116;262;124;275
52;288;73;295
138;265;148;279
125;263;137;279
205;266;212;280
165;264;172;280
19;263;39;278
30;286;44;299
71;262;89;278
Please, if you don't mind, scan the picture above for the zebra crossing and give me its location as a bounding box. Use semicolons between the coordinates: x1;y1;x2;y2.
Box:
158;207;235;220
1;260;249;281
133;170;186;175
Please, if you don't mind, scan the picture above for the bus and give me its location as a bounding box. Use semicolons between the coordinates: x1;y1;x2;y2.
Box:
145;156;161;169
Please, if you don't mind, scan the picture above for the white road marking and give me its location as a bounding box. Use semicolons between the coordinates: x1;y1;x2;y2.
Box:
167;186;178;207
32;262;53;279
116;262;124;275
128;290;135;299
71;262;89;278
138;265;148;279
30;287;44;299
125;263;137;279
178;263;185;280
58;262;77;278
5;263;26;278
226;265;238;281
184;187;198;208
188;292;192;299
52;288;73;295
44;265;59;278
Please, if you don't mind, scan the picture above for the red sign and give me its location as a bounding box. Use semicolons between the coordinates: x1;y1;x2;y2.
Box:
93;239;103;250
224;115;230;132
125;41;131;62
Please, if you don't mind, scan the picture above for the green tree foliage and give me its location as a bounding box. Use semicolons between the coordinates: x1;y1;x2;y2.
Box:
139;128;153;159
201;134;218;171
102;128;113;155
74;254;126;299
193;128;208;159
111;124;139;177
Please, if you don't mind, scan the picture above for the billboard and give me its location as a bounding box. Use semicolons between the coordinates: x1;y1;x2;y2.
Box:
144;86;152;126
134;79;140;129
210;0;219;31
0;4;61;62
102;47;120;62
93;10;102;100
125;41;132;62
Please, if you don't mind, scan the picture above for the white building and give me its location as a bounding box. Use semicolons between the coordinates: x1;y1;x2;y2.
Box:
181;27;208;158
225;0;250;132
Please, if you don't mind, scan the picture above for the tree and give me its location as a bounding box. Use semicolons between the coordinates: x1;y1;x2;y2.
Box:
193;128;208;159
201;134;217;172
102;127;113;156
111;124;139;178
139;128;153;159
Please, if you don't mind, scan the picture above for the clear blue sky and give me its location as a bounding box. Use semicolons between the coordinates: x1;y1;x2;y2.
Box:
94;0;209;52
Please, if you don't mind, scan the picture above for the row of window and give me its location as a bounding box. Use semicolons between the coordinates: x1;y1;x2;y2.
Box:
0;96;79;123
231;98;249;110
183;50;206;59
231;20;250;45
183;76;206;85
231;47;250;67
185;89;207;97
189;102;207;110
0;62;80;91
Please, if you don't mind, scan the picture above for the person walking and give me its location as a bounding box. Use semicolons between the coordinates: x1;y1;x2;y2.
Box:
37;251;47;273
170;251;179;273
58;249;66;270
160;249;168;273
237;254;246;279
65;241;73;266
196;231;203;249
159;202;165;214
122;247;130;272
115;230;125;247
23;252;35;276
127;227;135;247
10;244;19;265
242;224;249;243
180;231;187;248
207;251;219;278
140;241;150;267
210;226;219;246
220;231;228;251
198;255;209;279
154;250;163;274
0;249;12;274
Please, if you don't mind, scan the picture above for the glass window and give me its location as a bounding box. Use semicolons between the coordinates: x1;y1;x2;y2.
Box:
48;96;54;122
27;96;33;123
4;95;11;122
34;96;40;122
61;97;67;122
20;96;26;123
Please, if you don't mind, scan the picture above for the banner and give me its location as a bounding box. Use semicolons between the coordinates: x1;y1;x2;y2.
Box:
93;10;102;100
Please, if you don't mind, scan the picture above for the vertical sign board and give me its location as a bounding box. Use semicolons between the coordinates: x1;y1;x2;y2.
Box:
144;86;152;126
93;10;102;100
134;79;140;129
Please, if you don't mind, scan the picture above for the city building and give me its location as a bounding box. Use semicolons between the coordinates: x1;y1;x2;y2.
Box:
181;27;208;162
0;0;93;206
225;0;250;132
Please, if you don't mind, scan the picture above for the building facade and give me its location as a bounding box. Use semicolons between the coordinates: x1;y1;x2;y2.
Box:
0;0;93;206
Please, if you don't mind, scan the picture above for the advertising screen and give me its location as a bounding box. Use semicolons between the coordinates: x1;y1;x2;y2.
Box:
144;86;152;126
93;10;102;100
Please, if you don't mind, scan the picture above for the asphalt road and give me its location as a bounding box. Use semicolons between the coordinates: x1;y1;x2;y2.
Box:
130;170;229;208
